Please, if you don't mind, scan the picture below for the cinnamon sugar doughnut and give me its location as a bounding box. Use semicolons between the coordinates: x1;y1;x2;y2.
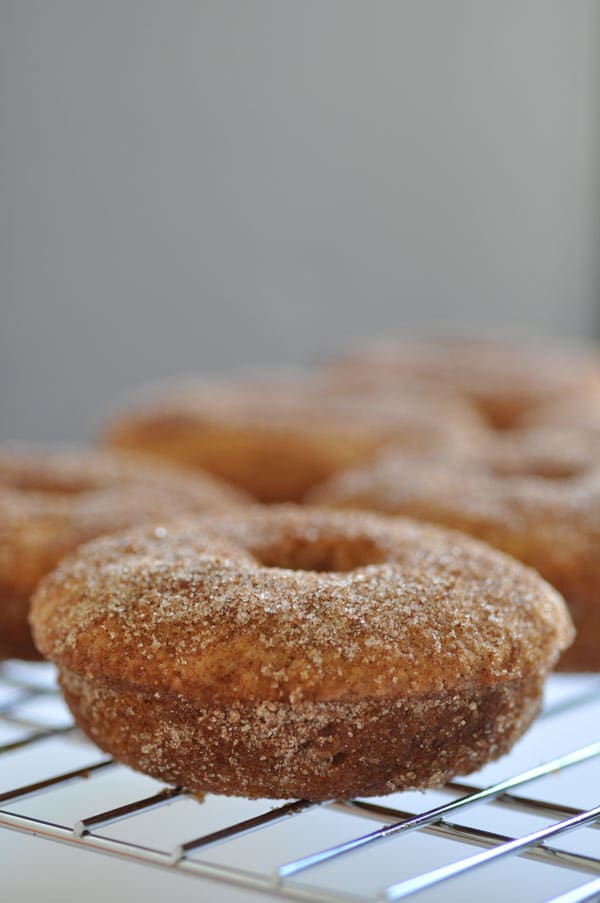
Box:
0;446;248;659
310;448;599;670
103;378;485;502
31;507;572;800
326;338;600;429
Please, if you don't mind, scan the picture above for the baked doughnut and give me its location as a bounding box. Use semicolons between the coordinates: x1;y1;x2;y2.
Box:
31;507;572;800
0;446;248;660
103;378;485;502
310;449;598;670
325;338;600;429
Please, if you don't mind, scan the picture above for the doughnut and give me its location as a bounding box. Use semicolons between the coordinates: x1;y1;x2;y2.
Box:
325;338;600;429
30;507;572;800
0;446;248;660
103;378;485;502
310;446;599;670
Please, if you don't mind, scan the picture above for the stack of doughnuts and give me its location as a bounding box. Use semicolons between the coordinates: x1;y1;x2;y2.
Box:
6;335;600;800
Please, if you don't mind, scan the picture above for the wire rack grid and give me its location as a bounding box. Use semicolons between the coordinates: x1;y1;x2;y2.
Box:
1;661;600;903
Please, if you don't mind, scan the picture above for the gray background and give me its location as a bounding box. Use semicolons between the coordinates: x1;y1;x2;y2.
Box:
1;0;599;441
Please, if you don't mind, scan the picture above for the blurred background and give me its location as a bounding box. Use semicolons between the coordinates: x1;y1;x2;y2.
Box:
1;0;599;441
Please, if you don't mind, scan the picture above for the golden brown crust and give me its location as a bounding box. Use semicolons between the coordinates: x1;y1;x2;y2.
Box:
31;507;572;798
0;446;248;659
326;339;600;429
103;379;485;502
310;452;599;670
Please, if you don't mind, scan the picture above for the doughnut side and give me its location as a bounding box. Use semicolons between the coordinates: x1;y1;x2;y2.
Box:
0;587;41;660
59;667;545;800
520;555;600;672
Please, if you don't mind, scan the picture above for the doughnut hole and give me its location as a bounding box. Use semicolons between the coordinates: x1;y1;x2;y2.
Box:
248;533;388;573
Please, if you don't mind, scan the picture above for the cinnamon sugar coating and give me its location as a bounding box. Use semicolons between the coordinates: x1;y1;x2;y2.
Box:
0;446;248;659
103;378;485;502
326;338;600;429
31;507;572;799
311;452;598;670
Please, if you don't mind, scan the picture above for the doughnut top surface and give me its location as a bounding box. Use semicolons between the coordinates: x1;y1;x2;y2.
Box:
310;449;600;533
0;446;246;499
0;446;247;593
104;377;485;501
106;378;482;435
32;507;573;703
310;453;600;608
327;338;600;428
108;380;482;446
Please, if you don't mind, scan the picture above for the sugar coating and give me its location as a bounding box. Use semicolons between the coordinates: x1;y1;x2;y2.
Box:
60;667;545;800
104;378;485;502
0;445;247;501
32;507;572;700
0;445;247;591
311;452;599;669
105;377;483;440
0;445;248;658
31;506;572;799
326;338;600;428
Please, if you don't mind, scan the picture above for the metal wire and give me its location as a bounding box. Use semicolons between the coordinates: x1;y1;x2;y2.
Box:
1;662;599;903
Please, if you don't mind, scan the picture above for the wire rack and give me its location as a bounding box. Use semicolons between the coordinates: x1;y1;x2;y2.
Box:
1;661;600;903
